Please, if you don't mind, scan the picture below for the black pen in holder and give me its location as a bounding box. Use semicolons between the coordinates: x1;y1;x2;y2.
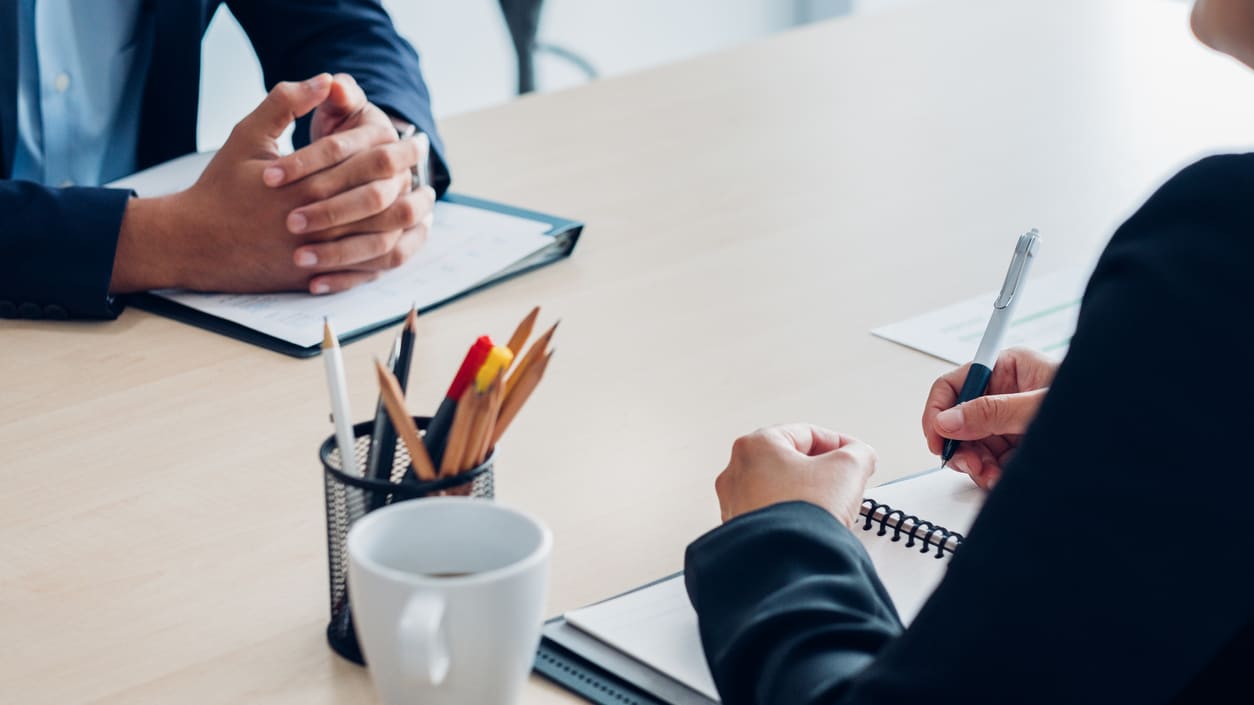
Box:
320;416;495;665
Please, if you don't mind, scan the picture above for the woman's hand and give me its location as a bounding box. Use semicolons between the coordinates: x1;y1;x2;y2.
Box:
715;424;878;528
922;347;1059;489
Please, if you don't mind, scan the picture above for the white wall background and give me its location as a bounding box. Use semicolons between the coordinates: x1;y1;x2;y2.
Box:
197;0;912;151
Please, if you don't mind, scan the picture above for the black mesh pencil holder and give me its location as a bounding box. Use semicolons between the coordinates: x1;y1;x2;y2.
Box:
320;415;495;665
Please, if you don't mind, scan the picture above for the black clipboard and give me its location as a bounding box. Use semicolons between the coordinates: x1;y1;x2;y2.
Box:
126;193;582;358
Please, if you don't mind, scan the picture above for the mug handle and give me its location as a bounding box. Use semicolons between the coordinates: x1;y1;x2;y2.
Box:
396;592;450;687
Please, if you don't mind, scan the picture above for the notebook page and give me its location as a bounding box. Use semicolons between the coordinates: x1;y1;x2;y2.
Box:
861;470;985;622
566;576;720;700
106;152;555;348
868;469;985;540
565;470;988;701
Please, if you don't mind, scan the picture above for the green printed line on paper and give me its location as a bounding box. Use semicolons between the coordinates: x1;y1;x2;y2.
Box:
1010;300;1081;327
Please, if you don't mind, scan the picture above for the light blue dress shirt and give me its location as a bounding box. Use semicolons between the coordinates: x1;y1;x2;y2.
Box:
11;0;155;187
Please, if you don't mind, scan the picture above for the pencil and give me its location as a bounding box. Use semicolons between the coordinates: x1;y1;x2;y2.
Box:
364;304;419;493
505;306;540;359
425;336;494;466
459;381;496;474
364;334;402;500
395;305;419;393
322;320;359;476
373;359;438;482
438;384;477;477
475;377;505;465
492;349;553;448
505;320;558;400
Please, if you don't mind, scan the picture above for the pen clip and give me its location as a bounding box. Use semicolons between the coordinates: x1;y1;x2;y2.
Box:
993;229;1041;309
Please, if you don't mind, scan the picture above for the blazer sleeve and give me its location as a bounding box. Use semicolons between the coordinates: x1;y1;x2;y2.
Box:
684;153;1254;704
0;180;132;319
226;0;452;195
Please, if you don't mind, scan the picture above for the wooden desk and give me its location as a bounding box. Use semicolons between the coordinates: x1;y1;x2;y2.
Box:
4;0;1253;702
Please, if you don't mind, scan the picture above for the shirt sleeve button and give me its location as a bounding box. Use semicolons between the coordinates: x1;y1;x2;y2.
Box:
44;304;69;320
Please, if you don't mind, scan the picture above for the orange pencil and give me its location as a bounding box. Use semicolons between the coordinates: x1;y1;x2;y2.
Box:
505;320;558;400
439;384;477;477
459;380;496;473
492;349;553;448
475;379;505;465
505;306;540;360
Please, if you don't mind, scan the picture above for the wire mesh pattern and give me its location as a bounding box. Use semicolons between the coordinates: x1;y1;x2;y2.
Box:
320;417;494;664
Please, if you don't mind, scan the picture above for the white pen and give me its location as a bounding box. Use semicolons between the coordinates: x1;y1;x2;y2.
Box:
940;229;1041;467
322;319;360;476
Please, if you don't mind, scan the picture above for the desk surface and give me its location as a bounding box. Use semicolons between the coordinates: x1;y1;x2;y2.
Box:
4;0;1253;703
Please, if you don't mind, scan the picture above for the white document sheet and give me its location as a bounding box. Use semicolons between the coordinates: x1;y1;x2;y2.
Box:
872;267;1089;365
564;470;987;703
107;152;556;348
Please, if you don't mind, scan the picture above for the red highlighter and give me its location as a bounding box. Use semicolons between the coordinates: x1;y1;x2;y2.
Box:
425;336;494;467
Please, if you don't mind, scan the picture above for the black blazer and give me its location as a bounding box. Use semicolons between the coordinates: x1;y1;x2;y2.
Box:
686;154;1254;704
0;0;447;320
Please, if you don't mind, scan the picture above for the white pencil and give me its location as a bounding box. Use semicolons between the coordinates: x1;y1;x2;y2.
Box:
322;319;359;476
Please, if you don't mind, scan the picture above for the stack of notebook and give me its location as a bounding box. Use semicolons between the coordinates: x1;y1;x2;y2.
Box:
535;470;986;705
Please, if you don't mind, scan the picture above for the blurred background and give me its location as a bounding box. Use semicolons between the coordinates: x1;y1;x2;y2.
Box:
197;0;919;150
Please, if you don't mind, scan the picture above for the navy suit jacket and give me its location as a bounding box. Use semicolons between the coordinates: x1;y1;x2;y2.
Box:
685;155;1254;703
0;0;448;320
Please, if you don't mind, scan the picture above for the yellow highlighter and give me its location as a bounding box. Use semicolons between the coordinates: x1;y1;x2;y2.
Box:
475;345;514;392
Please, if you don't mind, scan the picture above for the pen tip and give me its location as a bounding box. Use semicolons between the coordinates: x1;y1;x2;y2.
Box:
322;319;336;349
405;305;418;332
940;459;949;470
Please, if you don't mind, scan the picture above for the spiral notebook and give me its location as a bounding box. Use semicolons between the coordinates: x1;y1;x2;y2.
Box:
534;469;986;705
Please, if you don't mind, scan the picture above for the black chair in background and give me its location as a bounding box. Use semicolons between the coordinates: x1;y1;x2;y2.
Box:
498;0;597;94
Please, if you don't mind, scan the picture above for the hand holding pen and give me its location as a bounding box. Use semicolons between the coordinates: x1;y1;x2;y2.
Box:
922;230;1051;489
922;347;1058;489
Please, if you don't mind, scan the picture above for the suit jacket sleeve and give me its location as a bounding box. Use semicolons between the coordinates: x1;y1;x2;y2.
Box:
227;0;452;195
685;153;1254;704
0;181;131;319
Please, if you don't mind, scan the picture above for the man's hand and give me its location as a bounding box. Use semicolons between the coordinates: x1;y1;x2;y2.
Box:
714;424;878;528
113;74;347;293
110;74;435;295
260;74;435;294
922;347;1059;489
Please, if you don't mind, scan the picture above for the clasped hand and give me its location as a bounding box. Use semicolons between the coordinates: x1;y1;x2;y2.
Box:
112;73;435;295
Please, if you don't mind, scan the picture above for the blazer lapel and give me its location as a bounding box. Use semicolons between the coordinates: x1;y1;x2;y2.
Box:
136;0;201;169
1;1;17;179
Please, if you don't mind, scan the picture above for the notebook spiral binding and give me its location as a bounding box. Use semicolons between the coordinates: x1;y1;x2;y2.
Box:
859;498;965;559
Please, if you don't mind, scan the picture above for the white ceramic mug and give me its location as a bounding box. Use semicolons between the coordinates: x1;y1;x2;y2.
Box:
347;497;552;705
